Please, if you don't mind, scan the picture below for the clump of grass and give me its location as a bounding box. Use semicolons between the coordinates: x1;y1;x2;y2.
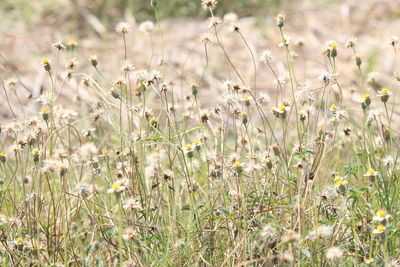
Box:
1;0;400;266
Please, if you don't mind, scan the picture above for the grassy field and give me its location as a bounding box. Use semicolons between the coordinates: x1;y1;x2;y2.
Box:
1;0;400;266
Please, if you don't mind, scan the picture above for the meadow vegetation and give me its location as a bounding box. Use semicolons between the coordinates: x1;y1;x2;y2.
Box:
1;0;400;266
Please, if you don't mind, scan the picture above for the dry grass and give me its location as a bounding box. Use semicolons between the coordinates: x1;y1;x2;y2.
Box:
0;0;400;266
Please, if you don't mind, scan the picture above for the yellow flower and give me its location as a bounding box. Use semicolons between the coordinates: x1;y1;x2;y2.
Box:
149;117;158;127
373;224;385;234
41;58;49;65
233;160;241;167
243;94;249;101
364;258;374;264
330;104;337;111
373;209;390;222
15;237;24;246
185;144;192;151
377;209;386;217
329;43;337;50
335;179;347;187
41;108;48;114
68;39;77;46
101;149;109;156
32;148;39;155
364;168;378;177
380;88;388;95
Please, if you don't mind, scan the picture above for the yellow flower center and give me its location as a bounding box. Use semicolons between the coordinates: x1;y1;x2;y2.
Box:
376;224;385;232
336;179;346;186
101;149;108;155
368;168;375;175
376;209;386;218
329;43;337;49
363;93;370;99
194;140;200;145
279;104;286;111
330;104;337;110
185;144;192;151
41;108;48;113
380;88;388;94
68;39;76;45
112;184;120;191
41;58;49;64
233;160;241;167
243;94;249;101
15;237;24;245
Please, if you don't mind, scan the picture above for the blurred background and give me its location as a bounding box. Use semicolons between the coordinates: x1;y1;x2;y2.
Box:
1;0;400;119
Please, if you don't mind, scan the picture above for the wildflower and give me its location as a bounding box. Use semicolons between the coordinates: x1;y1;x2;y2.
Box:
0;152;6;163
373;209;390;222
65;58;79;71
193;139;202;150
377;87;391;102
279;36;290;47
32;148;40;163
364;258;374;264
121;61;135;72
52;40;65;51
41;107;49;121
163;169;174;180
58;163;67;176
330;103;337;112
282;229;299;243
201;0;217;10
149;117;158;127
15;237;24;247
139;21;154;34
240;111;248;125
122;228;137;241
241;94;251;106
373;224;385;234
115;22;131;34
335;175;347;193
228;24;240;32
67;39;77;49
199;32;213;44
354;53;362;66
275;14;285;27
272;104;289;118
87;56;98;69
123;198;141;210
257;92;271;105
364;168;378;182
325;41;338;58
109;88;120;99
326;247;343;259
319;71;338;85
260;50;273;64
345;37;357;48
224;12;238;23
361;93;371;109
184;144;194;158
191;83;198;96
208;17;222;28
41;58;51;71
107;179;129;194
312;225;333;239
264;156;273;169
389;36;398;47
